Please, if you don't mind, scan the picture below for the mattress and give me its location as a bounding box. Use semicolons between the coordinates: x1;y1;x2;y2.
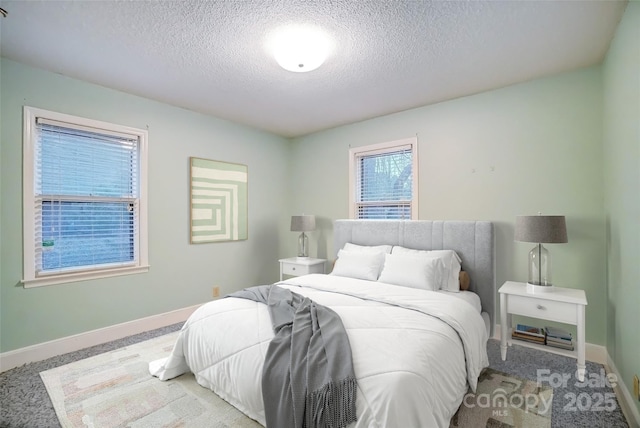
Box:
439;290;482;313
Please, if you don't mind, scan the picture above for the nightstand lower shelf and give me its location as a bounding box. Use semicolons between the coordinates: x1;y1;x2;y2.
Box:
508;333;577;358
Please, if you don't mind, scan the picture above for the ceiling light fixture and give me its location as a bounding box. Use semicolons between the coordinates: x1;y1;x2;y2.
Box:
269;25;330;73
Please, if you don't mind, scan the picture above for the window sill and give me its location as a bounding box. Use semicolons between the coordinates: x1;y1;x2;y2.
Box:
22;265;150;288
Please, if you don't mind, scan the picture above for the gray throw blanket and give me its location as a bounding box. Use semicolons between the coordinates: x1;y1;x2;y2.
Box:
229;284;357;428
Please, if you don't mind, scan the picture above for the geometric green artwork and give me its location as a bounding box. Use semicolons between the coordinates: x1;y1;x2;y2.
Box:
190;157;248;243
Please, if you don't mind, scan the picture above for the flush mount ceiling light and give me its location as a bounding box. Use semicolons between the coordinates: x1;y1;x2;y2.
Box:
269;25;331;73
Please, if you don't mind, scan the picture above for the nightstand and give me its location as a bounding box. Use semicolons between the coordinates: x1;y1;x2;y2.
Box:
499;281;588;381
279;257;326;281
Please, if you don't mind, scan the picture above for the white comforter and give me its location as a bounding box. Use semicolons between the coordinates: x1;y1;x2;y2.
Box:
150;274;489;428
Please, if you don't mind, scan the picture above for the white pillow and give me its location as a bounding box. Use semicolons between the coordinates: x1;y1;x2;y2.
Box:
429;250;462;292
378;253;444;291
391;247;462;292
330;249;385;281
343;242;392;254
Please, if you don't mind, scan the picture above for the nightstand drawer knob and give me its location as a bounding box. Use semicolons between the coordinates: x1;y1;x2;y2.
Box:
537;304;546;310
292;267;296;270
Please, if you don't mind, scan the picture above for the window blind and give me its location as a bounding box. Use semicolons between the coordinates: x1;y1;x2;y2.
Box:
34;120;139;275
355;147;413;219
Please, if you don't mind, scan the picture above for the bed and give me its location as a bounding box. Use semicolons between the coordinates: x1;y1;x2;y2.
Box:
150;220;495;428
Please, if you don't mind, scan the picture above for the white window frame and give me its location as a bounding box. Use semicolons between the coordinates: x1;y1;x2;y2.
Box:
22;106;149;288
348;137;419;220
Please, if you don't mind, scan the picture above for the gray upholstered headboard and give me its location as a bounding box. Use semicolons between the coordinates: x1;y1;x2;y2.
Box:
333;220;496;336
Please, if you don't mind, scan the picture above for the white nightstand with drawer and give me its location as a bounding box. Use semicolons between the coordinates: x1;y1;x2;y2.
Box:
499;281;588;381
279;257;326;281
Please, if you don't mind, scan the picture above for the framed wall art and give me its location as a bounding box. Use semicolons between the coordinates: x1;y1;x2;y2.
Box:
190;157;248;243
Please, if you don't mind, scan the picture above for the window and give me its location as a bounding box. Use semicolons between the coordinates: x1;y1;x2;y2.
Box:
22;106;148;287
349;137;418;220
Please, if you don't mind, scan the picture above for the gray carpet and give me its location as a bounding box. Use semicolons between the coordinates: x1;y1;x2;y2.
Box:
0;323;183;428
487;340;630;428
0;326;630;428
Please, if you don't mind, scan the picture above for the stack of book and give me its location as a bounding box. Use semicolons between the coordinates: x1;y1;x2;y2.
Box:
545;326;574;350
511;324;545;344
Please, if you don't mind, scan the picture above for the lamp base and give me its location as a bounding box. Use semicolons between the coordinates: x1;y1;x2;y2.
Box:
526;282;554;294
297;232;309;257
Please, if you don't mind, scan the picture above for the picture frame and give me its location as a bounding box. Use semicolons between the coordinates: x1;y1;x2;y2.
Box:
190;157;248;243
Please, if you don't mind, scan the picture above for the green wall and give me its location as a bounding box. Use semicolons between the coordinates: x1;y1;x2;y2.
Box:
289;67;607;346
0;59;291;352
603;2;640;417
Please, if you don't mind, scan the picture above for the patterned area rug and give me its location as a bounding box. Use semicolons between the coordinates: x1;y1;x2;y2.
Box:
450;367;553;428
41;333;552;428
40;331;262;428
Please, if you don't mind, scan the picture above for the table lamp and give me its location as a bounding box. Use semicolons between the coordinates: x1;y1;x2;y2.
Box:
515;214;567;293
290;215;315;257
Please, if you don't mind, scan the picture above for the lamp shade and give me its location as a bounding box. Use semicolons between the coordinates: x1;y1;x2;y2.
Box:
515;215;568;244
290;215;316;232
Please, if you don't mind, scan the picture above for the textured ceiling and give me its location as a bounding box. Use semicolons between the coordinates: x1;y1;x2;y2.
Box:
0;1;628;138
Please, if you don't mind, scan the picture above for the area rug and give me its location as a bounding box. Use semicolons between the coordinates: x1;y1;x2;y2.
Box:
450;367;553;428
41;332;552;428
40;331;262;428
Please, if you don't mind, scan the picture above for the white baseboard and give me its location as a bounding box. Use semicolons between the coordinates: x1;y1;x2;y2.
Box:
607;353;640;428
585;342;607;365
493;324;607;365
0;304;201;373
